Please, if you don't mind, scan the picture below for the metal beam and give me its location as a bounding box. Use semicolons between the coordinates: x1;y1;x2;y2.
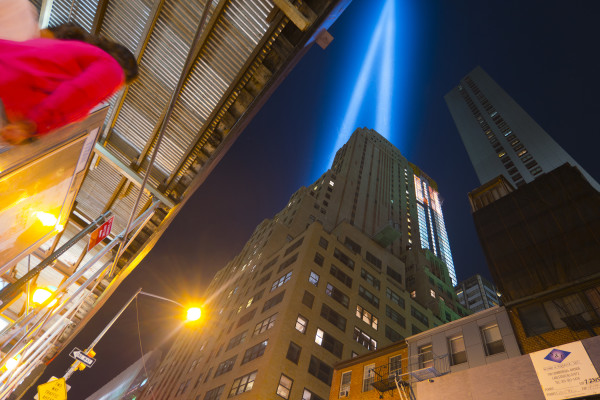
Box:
273;0;312;31
91;0;110;35
93;143;175;209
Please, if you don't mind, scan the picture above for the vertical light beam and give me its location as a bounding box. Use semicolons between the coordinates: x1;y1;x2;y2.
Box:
328;0;389;166
375;0;395;137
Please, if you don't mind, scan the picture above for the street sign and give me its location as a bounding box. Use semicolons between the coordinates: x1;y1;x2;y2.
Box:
37;377;67;400
69;347;96;368
88;216;114;251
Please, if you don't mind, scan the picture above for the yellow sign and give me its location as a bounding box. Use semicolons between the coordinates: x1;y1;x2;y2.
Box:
37;377;67;400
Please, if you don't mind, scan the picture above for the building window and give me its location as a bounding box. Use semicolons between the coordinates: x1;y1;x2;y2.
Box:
430;289;436;298
385;325;403;342
339;371;352;397
226;331;247;351
302;291;315;309
276;374;293;399
353;327;377;350
237;309;257;328
295;314;308;333
262;291;285;312
333;248;355;270
309;271;320;286
356;304;378;329
362;364;375;392
389;355;402;376
278;253;299;273
411;306;429;327
308;356;333;385
319;237;329;250
228;371;257;397
326;283;350;308
271;271;293;291
214;356;237;377
386;267;402;285
386;305;405;328
204;385;224;400
418;344;433;369
286;341;302;364
303;388;325;400
330;265;353;288
314;252;324;267
481;325;505;355
358;286;379;308
366;252;382;269
253;313;277;336
241;340;268;364
360;269;380;290
284;237;304;256
386;288;405;309
344;237;361;254
314;328;344;358
449;336;467;365
320;303;347;332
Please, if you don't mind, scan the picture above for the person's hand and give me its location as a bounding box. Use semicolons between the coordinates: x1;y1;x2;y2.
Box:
0;121;36;145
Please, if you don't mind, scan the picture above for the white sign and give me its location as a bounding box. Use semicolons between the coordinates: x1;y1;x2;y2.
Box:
69;347;96;368
530;341;600;400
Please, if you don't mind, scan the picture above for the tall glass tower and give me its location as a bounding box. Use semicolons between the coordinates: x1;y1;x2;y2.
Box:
445;66;599;191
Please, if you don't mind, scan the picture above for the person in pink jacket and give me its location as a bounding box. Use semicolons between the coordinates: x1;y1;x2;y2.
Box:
0;26;138;144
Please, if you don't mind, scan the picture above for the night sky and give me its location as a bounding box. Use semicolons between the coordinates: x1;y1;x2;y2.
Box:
32;0;600;397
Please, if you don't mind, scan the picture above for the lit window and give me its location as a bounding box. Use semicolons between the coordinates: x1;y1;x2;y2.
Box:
498;152;506;158
277;374;293;399
295;315;308;334
315;329;324;345
430;289;436;298
229;371;257;396
309;271;320;286
410;291;416;298
329;180;335;187
247;297;253;308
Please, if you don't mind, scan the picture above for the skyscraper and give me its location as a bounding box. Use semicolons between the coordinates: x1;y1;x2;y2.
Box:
140;129;464;400
455;274;500;313
445;66;600;191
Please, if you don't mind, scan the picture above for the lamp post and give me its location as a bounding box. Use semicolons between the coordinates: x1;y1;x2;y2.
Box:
63;288;201;381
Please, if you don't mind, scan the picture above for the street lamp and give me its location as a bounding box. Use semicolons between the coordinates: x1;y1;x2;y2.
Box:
63;288;202;381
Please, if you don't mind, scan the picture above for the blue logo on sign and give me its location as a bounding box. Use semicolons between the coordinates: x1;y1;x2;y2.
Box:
544;349;571;363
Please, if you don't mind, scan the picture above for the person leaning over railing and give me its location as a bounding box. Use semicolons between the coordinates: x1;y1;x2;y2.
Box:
0;32;138;145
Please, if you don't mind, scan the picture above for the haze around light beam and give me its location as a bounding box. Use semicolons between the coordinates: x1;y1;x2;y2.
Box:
327;0;397;168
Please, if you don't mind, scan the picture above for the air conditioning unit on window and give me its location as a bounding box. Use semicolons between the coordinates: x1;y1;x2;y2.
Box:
339;390;349;397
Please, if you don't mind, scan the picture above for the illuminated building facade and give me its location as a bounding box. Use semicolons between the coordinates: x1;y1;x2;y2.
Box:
445;66;600;191
140;129;465;400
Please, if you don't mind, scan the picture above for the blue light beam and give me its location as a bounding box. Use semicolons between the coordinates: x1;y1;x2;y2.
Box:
376;0;395;136
328;0;396;167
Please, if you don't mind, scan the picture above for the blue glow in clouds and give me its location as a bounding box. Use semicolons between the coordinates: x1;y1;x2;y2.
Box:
328;0;397;167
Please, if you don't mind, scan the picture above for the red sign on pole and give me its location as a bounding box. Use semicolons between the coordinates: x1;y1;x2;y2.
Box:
88;216;114;251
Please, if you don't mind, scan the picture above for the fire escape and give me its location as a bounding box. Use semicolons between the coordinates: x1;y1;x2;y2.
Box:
370;350;450;400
